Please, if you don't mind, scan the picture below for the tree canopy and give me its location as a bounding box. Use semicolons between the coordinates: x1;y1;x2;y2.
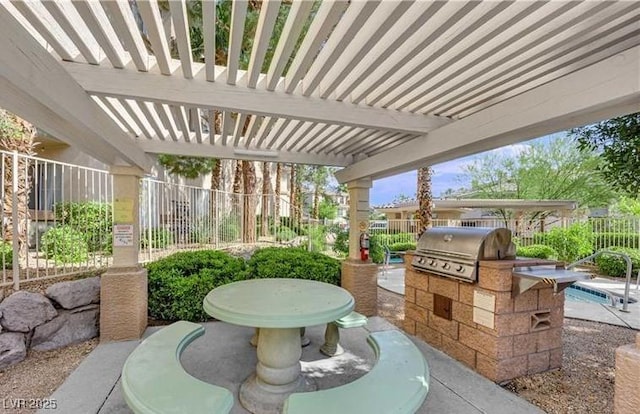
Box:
570;113;640;198
460;137;616;218
157;154;217;179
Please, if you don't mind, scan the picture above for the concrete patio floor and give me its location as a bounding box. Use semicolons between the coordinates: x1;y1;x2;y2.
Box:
41;317;542;414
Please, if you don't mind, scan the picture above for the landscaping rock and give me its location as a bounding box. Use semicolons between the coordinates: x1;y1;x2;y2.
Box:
30;305;99;351
45;277;100;309
0;332;26;370
0;291;57;332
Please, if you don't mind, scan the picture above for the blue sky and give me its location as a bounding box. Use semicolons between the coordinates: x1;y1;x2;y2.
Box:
369;133;562;206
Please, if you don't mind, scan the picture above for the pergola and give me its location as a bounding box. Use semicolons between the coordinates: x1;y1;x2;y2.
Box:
1;0;639;337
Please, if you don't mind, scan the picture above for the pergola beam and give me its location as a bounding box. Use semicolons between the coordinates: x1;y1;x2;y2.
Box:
335;45;640;183
65;63;450;135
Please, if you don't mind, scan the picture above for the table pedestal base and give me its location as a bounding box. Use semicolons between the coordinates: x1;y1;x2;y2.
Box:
239;327;317;414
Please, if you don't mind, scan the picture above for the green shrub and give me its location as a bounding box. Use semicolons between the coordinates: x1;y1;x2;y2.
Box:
275;226;297;242
0;242;12;269
369;234;385;264
218;215;240;242
140;228;173;249
595;247;640;278
541;223;593;263
592;232;640;250
146;250;246;321
308;226;327;252
388;242;416;252
245;247;341;286
41;226;89;263
54;202;112;252
333;229;349;256
516;244;558;259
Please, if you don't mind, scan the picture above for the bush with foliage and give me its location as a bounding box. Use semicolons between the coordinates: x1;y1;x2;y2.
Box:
308;225;327;252
369;234;385;264
218;215;240;242
41;226;89;263
245;247;341;286
146;250;246;321
140;228;173;249
54;201;112;252
275;226;297;242
539;223;593;263
388;242;416;252
333;228;349;256
516;244;558;260
0;242;12;269
595;247;640;278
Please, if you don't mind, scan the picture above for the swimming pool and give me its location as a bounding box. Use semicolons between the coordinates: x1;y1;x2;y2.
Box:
565;284;636;305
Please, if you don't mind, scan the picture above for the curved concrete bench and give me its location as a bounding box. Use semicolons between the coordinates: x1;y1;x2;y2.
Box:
320;311;368;356
122;321;234;414
284;330;430;414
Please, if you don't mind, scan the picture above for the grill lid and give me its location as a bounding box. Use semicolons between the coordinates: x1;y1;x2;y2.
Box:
412;227;515;282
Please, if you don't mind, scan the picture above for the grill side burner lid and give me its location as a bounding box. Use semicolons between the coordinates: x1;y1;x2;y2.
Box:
412;227;516;282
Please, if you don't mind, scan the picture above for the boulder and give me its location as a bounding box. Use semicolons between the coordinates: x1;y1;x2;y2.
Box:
0;291;57;332
45;277;100;309
0;332;26;370
30;305;99;351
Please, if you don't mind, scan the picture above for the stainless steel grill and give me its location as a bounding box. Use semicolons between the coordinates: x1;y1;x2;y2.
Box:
412;227;516;282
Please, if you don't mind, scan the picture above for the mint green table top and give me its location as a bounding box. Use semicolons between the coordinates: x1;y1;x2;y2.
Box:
203;278;355;328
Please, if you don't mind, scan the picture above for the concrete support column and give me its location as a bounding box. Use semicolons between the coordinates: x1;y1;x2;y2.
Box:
100;166;148;342
341;178;377;316
614;333;640;413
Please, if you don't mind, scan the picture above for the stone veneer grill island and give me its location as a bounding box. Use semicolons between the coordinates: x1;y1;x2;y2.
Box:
403;227;588;383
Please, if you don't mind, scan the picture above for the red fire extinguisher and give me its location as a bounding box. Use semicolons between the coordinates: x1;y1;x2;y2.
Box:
360;233;370;261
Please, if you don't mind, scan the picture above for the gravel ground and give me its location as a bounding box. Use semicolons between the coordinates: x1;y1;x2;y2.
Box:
0;288;635;414
377;287;638;414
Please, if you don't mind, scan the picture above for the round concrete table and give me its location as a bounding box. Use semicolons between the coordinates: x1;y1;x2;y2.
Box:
203;278;355;414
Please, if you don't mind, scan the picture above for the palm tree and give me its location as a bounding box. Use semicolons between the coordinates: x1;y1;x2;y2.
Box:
0;109;37;264
260;162;271;237
308;166;330;219
242;160;257;243
417;166;434;236
274;162;282;226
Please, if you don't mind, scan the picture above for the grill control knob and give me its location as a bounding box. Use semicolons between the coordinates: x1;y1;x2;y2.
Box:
418;258;425;264
429;260;436;266
456;265;464;272
442;263;450;270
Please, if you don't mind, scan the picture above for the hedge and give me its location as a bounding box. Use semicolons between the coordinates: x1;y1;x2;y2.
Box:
533;223;593;263
41;225;89;264
388;242;416;252
595;247;640;278
54;201;112;253
0;242;12;269
245;247;341;286
516;244;557;260
146;250;246;321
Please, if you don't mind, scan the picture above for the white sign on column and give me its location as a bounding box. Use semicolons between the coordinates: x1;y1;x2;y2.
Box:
113;224;135;247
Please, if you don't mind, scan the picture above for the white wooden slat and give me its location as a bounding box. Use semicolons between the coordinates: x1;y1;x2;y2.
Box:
333;1;443;101
190;108;204;143
155;103;179;141
362;1;508;106
202;0;216;81
452;30;640;119
419;3;638;115
171;105;192;142
266;0;314;91
41;0;100;64
1;1;47;49
169;0;194;79
392;1;597;111
91;96;127;132
99;96;143;136
318;1;412;99
244;115;263;147
121;99;156;138
72;0;128;68
9;0;78;61
302;0;380;97
366;134;416;156
221;111;233;145
281;121;316;151
255;116;276;147
323;128;373;155
334;129;387;154
284;0;349;94
227;0;248;85
247;0;281;88
314;126;362;154
299;124;342;153
139;101;169;141
272;119;302;150
348;1;483;105
136;0;173;75
342;131;397;155
289;123;325;152
100;0;149;72
232;113;249;146
262;118;291;148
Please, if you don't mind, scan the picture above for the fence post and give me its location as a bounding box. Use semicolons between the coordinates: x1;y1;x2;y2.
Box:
11;151;20;290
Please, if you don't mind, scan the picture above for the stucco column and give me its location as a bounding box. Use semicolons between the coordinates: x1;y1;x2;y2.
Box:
100;166;148;342
614;333;640;413
341;178;377;316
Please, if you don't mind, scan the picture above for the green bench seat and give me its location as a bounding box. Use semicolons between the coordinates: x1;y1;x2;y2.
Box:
121;321;234;414
320;311;368;356
284;330;430;414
